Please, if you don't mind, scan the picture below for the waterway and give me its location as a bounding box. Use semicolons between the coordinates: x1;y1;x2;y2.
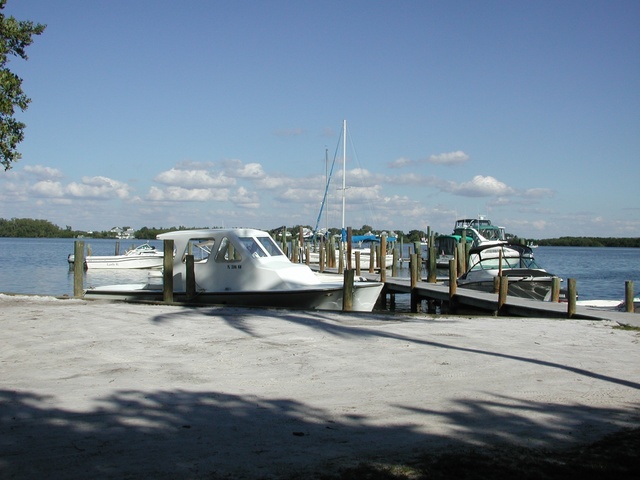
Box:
0;238;638;302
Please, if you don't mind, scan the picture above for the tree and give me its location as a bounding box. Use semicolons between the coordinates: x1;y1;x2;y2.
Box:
0;0;45;170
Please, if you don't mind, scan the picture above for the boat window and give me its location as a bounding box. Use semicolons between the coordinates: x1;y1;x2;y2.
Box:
521;257;541;269
183;238;215;263
238;237;268;258
256;236;285;257
215;237;242;262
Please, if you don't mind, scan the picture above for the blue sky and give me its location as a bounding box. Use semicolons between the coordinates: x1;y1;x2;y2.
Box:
1;0;638;238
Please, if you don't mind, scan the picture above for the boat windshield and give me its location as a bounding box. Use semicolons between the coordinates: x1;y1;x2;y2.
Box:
256;236;285;256
470;254;543;271
238;236;285;258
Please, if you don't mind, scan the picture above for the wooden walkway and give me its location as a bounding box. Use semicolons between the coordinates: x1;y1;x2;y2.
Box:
314;267;640;327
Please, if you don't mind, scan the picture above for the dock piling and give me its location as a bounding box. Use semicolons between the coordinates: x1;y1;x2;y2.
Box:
163;239;174;303
567;278;577;318
342;268;354;311
73;240;84;297
625;280;634;313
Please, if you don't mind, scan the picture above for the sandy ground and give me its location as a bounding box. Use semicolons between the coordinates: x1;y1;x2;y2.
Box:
1;294;639;479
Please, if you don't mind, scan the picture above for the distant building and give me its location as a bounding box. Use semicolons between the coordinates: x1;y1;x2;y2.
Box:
110;227;136;239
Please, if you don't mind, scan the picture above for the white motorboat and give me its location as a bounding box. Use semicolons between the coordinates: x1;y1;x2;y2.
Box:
84;228;384;311
431;216;507;271
68;243;164;269
452;216;507;247
457;243;558;301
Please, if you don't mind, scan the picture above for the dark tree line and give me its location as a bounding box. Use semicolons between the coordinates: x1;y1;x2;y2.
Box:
535;237;640;248
2;218;639;248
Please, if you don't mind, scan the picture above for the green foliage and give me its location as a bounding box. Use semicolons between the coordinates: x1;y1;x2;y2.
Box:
0;217;72;237
535;237;640;248
0;0;46;170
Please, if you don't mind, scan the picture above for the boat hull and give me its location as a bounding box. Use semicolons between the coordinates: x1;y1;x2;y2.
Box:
80;256;163;269
457;278;554;301
84;282;384;312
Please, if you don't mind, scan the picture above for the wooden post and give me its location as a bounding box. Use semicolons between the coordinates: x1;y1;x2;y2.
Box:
493;276;500;294
298;226;304;263
427;245;436;283
567;278;577;318
114;240;120;256
465;241;471;271
457;242;465;275
448;258;457;313
342;268;354;311
163;239;174;303
448;258;457;299
380;234;387;283
498;275;508;314
551;277;561;302
319;243;325;273
410;253;419;313
281;227;287;256
305;245;310;265
73;240;84;297
355;251;361;276
329;235;336;269
625;280;634;313
338;238;344;274
185;254;195;302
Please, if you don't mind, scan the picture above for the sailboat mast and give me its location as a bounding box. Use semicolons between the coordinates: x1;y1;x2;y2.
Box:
341;119;346;231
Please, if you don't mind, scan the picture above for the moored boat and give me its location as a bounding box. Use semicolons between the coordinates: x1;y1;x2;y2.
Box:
68;242;164;269
84;228;384;312
452;216;507;246
457;243;558;301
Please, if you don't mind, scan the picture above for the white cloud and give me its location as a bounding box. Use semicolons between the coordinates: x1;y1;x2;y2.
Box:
231;186;260;209
23;165;64;179
426;151;469;165
154;168;235;188
67;176;131;199
30;180;65;197
146;186;231;202
220;159;269;179
446;175;516;197
522;187;555;199
388;157;413;168
388;151;470;168
235;162;266;179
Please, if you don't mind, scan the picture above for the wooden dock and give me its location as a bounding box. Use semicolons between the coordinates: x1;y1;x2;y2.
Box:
315;267;640;327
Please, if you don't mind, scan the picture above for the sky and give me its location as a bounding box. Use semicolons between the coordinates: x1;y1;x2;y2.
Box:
1;0;639;239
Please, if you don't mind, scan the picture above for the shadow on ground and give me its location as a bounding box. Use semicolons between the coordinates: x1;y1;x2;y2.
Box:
2;387;639;479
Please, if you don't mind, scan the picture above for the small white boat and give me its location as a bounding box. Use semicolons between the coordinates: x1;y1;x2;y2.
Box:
84;228;384;312
68;243;164;269
457;243;558;301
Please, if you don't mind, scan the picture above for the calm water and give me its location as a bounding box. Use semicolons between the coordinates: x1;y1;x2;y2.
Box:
0;238;638;301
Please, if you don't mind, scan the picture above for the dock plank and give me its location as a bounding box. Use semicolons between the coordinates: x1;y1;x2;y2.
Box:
312;267;640;327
